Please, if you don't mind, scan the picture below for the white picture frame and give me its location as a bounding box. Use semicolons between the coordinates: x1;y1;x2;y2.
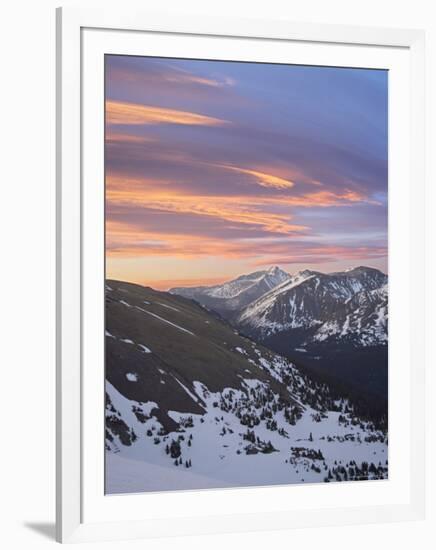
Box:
56;6;426;543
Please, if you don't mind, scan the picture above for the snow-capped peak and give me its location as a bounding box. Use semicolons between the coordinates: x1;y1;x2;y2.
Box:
236;267;388;347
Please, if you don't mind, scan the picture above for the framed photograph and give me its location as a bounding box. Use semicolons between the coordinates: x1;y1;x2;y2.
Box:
56;7;426;543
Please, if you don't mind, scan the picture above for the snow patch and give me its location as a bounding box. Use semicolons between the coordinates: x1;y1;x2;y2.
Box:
138;344;152;353
158;302;180;312
135;306;195;336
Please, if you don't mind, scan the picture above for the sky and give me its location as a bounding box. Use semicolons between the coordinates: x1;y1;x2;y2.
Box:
105;55;388;290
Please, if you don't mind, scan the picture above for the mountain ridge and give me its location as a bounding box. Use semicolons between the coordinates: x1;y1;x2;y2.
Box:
169;265;291;314
236;265;388;348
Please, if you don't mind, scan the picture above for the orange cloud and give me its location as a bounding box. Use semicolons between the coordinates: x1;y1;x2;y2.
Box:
272;189;373;207
107;60;235;90
106;100;228;127
217;165;295;189
106;174;370;211
106;188;307;236
106;220;386;265
106;131;155;144
105;174;377;263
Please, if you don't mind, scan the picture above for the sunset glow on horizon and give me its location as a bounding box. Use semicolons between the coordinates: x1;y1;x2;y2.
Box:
105;55;388;290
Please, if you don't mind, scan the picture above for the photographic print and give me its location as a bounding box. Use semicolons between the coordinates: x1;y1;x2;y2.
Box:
104;55;388;494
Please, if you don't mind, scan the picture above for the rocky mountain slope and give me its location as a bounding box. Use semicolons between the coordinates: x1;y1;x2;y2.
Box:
236;266;388;348
105;280;388;494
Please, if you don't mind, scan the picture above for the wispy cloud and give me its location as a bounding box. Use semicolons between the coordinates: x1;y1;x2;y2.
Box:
216;165;295;189
106;131;155;144
106;100;228;127
251;245;388;267
106;175;371;210
107;56;236;90
159;64;235;88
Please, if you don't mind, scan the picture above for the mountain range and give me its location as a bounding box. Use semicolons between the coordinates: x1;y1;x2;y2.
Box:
105;275;388;494
170;266;388;350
